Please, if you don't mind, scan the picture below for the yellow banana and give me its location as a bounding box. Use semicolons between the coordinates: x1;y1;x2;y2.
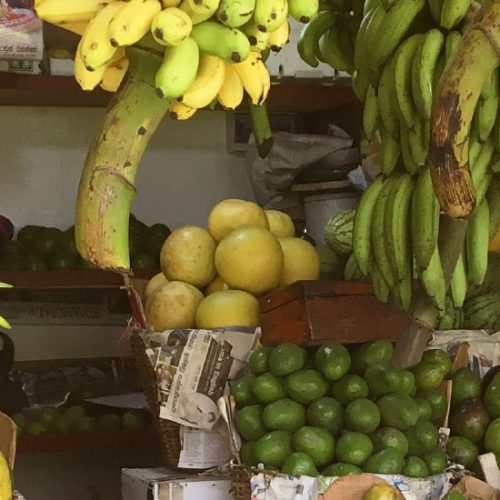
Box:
57;21;89;35
170;100;198;120
180;0;220;24
0;283;12;330
151;7;193;46
268;21;290;52
254;0;288;32
218;63;244;109
180;55;226;109
109;0;161;47
232;51;269;105
100;56;129;92
35;0;115;23
75;43;124;90
242;19;270;52
80;2;127;71
162;0;181;5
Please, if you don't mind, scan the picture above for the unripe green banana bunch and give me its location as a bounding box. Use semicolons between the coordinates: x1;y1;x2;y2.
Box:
335;0;499;314
0;282;12;330
36;0;319;118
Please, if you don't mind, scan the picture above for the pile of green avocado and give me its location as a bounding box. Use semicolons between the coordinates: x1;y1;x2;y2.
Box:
0;215;169;272
232;341;500;478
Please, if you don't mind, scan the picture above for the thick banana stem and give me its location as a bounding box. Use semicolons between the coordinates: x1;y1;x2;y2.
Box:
249;99;273;159
75;48;168;271
428;0;500;219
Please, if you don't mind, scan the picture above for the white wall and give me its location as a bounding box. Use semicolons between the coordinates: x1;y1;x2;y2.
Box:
0;107;254;231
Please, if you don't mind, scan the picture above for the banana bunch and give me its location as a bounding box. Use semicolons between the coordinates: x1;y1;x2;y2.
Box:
0;282;12;330
294;0;500;316
36;0;316;118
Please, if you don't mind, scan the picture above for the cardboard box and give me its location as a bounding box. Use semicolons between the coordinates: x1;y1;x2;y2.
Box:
121;468;232;500
0;58;41;74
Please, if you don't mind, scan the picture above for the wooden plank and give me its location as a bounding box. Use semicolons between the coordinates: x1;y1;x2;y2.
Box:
0;269;158;289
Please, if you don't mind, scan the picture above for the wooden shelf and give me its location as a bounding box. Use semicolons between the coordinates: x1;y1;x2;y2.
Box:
17;428;158;453
0;269;158;289
0;72;358;111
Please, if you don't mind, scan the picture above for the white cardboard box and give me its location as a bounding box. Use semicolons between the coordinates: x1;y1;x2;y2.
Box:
121;468;232;500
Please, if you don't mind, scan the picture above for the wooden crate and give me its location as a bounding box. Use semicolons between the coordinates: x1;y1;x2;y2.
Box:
259;280;410;346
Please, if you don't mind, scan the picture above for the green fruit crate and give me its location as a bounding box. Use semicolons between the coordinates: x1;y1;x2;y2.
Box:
259;280;410;346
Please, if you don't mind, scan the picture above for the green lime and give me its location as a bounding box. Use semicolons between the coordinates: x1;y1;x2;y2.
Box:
251;373;287;404
282;452;319;477
17;225;42;246
49;251;76;270
240;441;258;466
306;397;343;435
416;389;448;423
443;493;467;500
421;349;452;377
350;340;394;375
314;343;351;381
414;398;433;421
0;255;24;270
269;343;306;377
34;228;62;257
335;432;373;465
25;421;46;436
249;347;273;376
263;398;306;432
75;416;96;433
255;431;292;468
402;456;429;478
412;362;447;391
423;447;447;475
331;374;369;405
1;240;24;258
285;370;328;404
364;448;405;474
451;368;481;408
446;436;479;469
377;394;419;431
96;414;121;432
322;463;362;477
25;253;48;271
344;398;380;434
292;426;335;467
484;418;500;456
371;427;408;456
485;373;500;419
231;377;258;407
405;420;439;455
235;405;267;441
132;253;157;270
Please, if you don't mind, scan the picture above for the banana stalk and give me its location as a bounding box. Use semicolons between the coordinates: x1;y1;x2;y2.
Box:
75;47;169;271
428;0;500;219
249;98;273;159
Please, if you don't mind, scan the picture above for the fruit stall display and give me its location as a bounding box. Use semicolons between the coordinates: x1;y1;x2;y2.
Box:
231;341;500;481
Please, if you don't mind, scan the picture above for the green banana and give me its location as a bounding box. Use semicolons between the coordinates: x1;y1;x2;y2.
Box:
381;0;396;10
363;0;381;16
352;69;370;102
190;22;250;62
471;139;495;189
412;168;440;271
155;37;199;99
288;0;319;23
371;263;391;303
427;0;443;24
469;131;482;167
432;52;445;90
377;56;399;140
385;173;415;281
241;19;270;52
318;22;355;74
450;252;467;308
481;68;498;99
408;116;430;167
379;126;401;176
475;85;499;143
297;9;336;68
392;270;413;313
476;173;493;207
445;30;461;61
487;178;500;239
440;0;471;30
412;28;445;120
369;0;425;76
371;175;398;289
466;198;490;286
420;247;446;312
393;34;422;129
254;0;288;32
216;0;255;28
353;176;385;276
400;123;420;175
363;85;379;140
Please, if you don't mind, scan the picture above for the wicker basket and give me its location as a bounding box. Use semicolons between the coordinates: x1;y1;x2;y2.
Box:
230;467;252;500
130;332;181;469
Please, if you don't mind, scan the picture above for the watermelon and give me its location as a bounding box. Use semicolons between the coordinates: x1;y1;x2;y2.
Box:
438;296;456;330
324;210;355;257
463;293;500;330
317;244;346;280
344;253;368;280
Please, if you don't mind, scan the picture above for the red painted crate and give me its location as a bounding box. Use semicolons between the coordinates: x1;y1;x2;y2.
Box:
259;280;410;346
